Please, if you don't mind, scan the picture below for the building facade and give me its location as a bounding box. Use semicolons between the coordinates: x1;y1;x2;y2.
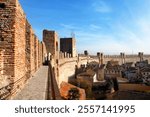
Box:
60;38;76;57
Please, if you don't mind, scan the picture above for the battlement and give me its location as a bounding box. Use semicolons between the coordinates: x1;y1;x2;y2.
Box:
0;0;44;99
1;0;150;99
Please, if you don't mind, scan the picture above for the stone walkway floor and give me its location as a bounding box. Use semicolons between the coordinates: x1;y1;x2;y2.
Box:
13;66;48;100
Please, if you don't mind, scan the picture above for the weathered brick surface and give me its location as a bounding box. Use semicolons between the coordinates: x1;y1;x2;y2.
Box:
34;35;37;71
43;30;59;60
60;81;86;100
30;29;35;74
14;0;26;83
25;20;31;79
43;30;59;84
42;41;47;64
38;41;42;67
0;50;4;74
60;38;76;57
0;0;43;98
0;0;16;84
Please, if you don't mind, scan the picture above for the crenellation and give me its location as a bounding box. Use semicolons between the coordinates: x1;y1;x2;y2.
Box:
0;50;4;74
1;0;150;100
25;19;31;79
38;41;43;67
14;0;26;83
41;41;47;64
34;35;38;71
0;0;16;86
0;0;43;99
30;29;35;74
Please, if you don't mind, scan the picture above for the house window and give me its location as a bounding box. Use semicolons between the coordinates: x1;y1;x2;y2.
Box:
0;3;6;9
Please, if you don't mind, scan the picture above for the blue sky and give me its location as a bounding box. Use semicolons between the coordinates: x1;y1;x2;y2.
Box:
19;0;150;54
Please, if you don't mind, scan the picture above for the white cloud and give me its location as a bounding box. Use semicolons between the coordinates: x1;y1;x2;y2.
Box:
90;24;102;31
109;20;150;54
136;19;150;34
75;29;131;54
60;24;78;30
58;16;150;55
92;0;112;13
76;18;150;55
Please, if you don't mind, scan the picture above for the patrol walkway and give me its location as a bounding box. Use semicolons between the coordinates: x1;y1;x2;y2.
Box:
13;66;48;100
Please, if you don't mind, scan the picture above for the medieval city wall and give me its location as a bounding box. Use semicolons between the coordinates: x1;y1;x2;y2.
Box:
1;0;150;99
59;58;77;86
57;55;150;87
0;0;16;87
58;57;90;86
103;55;150;64
0;0;45;98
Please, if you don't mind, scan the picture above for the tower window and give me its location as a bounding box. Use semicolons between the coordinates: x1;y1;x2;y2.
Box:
0;3;6;9
56;41;58;51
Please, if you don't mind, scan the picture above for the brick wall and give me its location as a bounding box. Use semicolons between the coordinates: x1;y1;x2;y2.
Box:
0;50;4;74
38;40;42;68
30;29;35;75
34;35;38;71
58;57;88;86
40;42;43;65
43;30;59;60
0;0;16;85
0;0;43;98
14;1;26;86
60;38;76;57
42;41;47;64
72;38;76;57
25;20;31;79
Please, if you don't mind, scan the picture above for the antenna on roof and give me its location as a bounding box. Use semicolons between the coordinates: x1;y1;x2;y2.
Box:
71;31;75;38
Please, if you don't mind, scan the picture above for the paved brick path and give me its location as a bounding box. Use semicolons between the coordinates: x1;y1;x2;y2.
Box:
13;66;48;100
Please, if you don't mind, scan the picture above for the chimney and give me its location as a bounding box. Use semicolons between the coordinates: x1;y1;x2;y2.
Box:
138;52;144;62
100;53;104;65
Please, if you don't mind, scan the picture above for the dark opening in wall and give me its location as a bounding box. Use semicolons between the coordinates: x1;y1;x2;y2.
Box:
0;36;4;42
0;38;4;41
56;41;58;51
0;3;6;9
